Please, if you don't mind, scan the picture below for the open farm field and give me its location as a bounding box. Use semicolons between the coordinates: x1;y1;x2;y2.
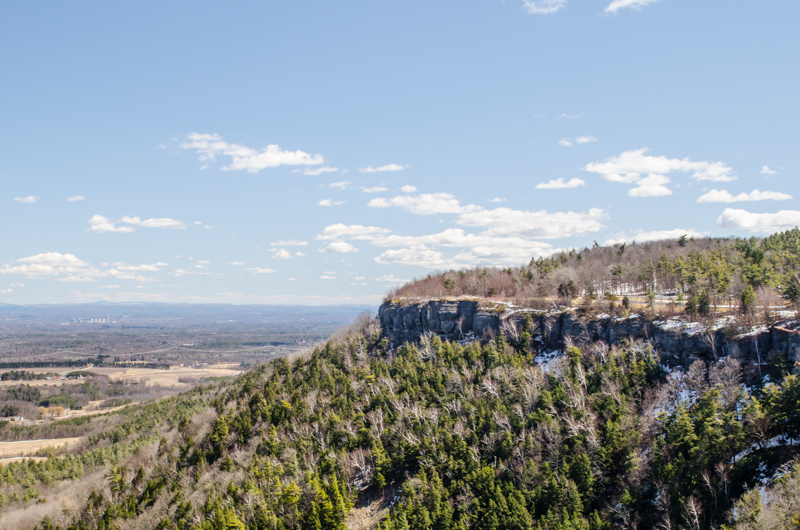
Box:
84;364;243;388
0;437;83;458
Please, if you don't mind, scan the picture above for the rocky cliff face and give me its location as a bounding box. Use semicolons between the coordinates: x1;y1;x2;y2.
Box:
379;299;800;368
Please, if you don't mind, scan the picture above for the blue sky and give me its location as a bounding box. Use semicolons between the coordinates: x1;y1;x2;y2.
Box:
2;0;798;305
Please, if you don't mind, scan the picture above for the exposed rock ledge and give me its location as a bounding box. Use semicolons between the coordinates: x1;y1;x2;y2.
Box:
378;299;800;368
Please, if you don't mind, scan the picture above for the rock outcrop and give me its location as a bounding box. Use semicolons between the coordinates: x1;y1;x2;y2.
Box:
378;299;800;369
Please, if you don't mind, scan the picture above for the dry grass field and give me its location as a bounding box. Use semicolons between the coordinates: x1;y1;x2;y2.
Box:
86;363;243;388
0;363;243;389
0;437;83;458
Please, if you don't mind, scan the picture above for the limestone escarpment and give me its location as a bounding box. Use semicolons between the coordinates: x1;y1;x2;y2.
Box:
379;299;800;368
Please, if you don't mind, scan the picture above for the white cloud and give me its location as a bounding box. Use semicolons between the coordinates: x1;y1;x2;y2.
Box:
605;0;658;13
320;241;357;253
697;189;793;203
229;261;246;265
370;229;557;266
761;165;777;176
368;192;481;215
558;138;573;147
120;216;187;229
66;195;85;202
295;166;338;176
523;0;567;15
576;136;597;144
363;186;389;193
245;267;277;274
0;253;155;283
355;276;365;280
317;199;345;206
316;224;391;241
536;178;586;189
320;275;337;280
628;174;672;197
112;262;167;271
559;112;585;120
375;274;410;283
273;248;293;259
585;148;735;184
99;285;120;289
180;133;324;173
604;228;704;246
328;181;351;189
270;240;308;246
717;208;800;233
19;253;88;267
488;198;507;203
88;215;136;233
295;251;304;257
456;207;605;239
400;185;417;193
89;215;186;232
375;247;463;269
13;196;40;203
359;163;407;173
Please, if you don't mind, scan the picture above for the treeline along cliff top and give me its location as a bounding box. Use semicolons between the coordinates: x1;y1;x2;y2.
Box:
386;229;800;320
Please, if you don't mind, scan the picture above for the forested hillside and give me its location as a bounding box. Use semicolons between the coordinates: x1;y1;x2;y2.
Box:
388;229;800;319
8;313;799;530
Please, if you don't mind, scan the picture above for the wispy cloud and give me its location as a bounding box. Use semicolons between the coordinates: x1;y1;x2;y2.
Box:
88;215;186;233
66;195;85;202
121;216;187;229
375;274;410;283
294;166;338;176
245;267;276;274
13;196;40;203
316;224;391;241
761;165;777;176
697;189;792;203
558;138;573;147
328;181;351;189
363;186;389;193
317;199;346;206
604;228;703;246
576;135;597;144
359;163;407;173
179;133;324;172
0;252;158;283
488;198;507;203
270;240;308;246
368;192;481;215
536;178;586;189
605;0;659;13
523;0;568;15
400;185;417;193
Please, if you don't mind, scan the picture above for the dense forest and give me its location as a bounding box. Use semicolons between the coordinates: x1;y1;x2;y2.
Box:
5;311;798;530
387;229;800;318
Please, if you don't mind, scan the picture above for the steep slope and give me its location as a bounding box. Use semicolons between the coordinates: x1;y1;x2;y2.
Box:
8;317;800;530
